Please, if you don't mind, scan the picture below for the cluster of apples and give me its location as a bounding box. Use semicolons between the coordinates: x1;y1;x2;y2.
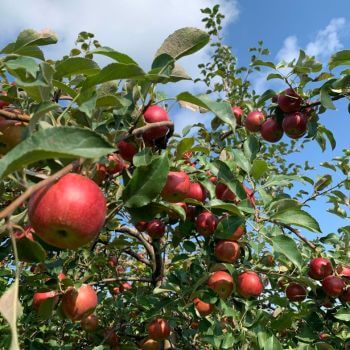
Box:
232;88;310;143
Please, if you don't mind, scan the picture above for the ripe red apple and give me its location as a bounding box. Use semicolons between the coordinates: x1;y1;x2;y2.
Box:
260;118;283;143
214;240;240;263
108;256;118;268
186;205;197;221
140;337;160;350
227;225;245;241
112;287;120;295
196;211;218;237
28;173;106;250
237;271;263;298
322;275;345;297
0;116;27;155
33;291;58;310
245;111;265;132
146;219;165;239
308;258;333;280
106;153;125;174
340;286;350;302
243;185;256;207
231;106;243;125
103;327;120;346
286;282;307;302
143;105;170;141
147;318;171;340
81;314;98;332
136;221;148;232
117;140;137;162
58;272;67;281
119;282;132;292
209;176;218;184
193;298;214;316
319;333;330;341
277;88;302;113
161;171;191;202
215;183;236;202
61;284;98;321
282;111;308;139
187;182;206;202
93;163;108;185
190;321;199;329
336;265;350;278
207;271;234;299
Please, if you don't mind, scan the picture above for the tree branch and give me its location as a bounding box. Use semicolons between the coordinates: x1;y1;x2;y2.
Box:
0;158;84;219
151;239;164;287
131;121;174;137
89;277;152;285
0;109;31;122
123;249;152;267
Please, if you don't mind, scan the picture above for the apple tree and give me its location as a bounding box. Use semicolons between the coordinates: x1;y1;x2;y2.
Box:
0;4;349;350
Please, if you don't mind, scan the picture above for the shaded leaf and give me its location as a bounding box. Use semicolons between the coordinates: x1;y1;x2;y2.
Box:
272;235;303;270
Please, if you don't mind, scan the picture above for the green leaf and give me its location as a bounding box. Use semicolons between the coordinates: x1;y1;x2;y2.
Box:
5;57;39;79
83;63;145;89
207;200;243;217
231;149;250;173
155;27;209;60
272;235;303;270
176;137;194;160
0;127;114;179
320;87;336;110
0;282;23;350
89;47;138;64
264;335;283;350
243;135;260;161
214;215;245;239
17;236;47;263
271;208;321;233
334;308;350;321
257;89;277;106
251;159;268;179
133;148;153;167
314;175;332;192
122;153;169;208
329;50;350;70
54;57;100;79
251;60;276;69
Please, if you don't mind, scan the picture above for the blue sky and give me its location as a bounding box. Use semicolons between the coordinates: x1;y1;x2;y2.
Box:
1;0;349;236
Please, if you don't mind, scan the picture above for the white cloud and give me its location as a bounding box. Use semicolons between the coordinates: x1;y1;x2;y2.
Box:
276;35;299;63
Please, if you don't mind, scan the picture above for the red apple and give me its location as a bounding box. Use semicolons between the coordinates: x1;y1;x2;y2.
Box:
119;282;132;292
336;265;350;279
227;225;245;241
322;276;345;297
61;284;98;321
319;333;330;341
106;153;125;174
146;219;165;239
93;163;108;185
186;205;197;221
196;211;218;237
112;287;120;295
140;337;160;350
117;140;137;162
215;183;236;202
260;118;283;143
193;298;214;316
143;105;170;141
277;88;302;113
243;185;256;207
58;272;67;281
231;106;243;125
33;291;58;310
209;176;218;184
103;327;120;346
308;258;333;280
28;173;106;250
282;111;307;139
187;182;206;202
214;240;240;263
237;271;263;298
340;286;350;302
161;171;191;202
147;318;171;340
286;282;307;302
207;271;234;299
136;221;148;232
0;116;27;155
245;111;265;132
81;314;98;332
108;256;118;268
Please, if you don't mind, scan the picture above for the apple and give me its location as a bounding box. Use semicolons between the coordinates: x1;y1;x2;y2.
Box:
106;153;125;174
340;286;350;302
187;182;206;202
319;333;330;341
243;185;256;207
261;254;274;267
146;219;165;239
209;176;218;184
161;171;191;202
119;282;132;292
282;111;308;139
147;318;171;340
190;321;199;329
322;276;345;297
227;225;245;241
28;173;106;250
207;271;234;299
277;88;302;113
196;211;218;237
186;205;197;221
237;271;263;298
108;256;118;268
136;221;148;232
260;118;283;143
93;163;108;185
286;282;307;302
103;327;120;346
140;337;160;350
81;314;98;332
336;265;350;278
143;105;170;141
193;298;214;316
308;258;333;280
33;291;58;310
244;111;265;132
231;106;243;125
58;272;67;281
0;116;27;155
215;183;236;202
214;240;240;263
117;140;137;162
112;287;120;296
61;284;98;321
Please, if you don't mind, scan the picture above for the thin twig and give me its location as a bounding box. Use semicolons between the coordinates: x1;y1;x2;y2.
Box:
0;109;31;122
89;277;152;285
123;249;152;267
